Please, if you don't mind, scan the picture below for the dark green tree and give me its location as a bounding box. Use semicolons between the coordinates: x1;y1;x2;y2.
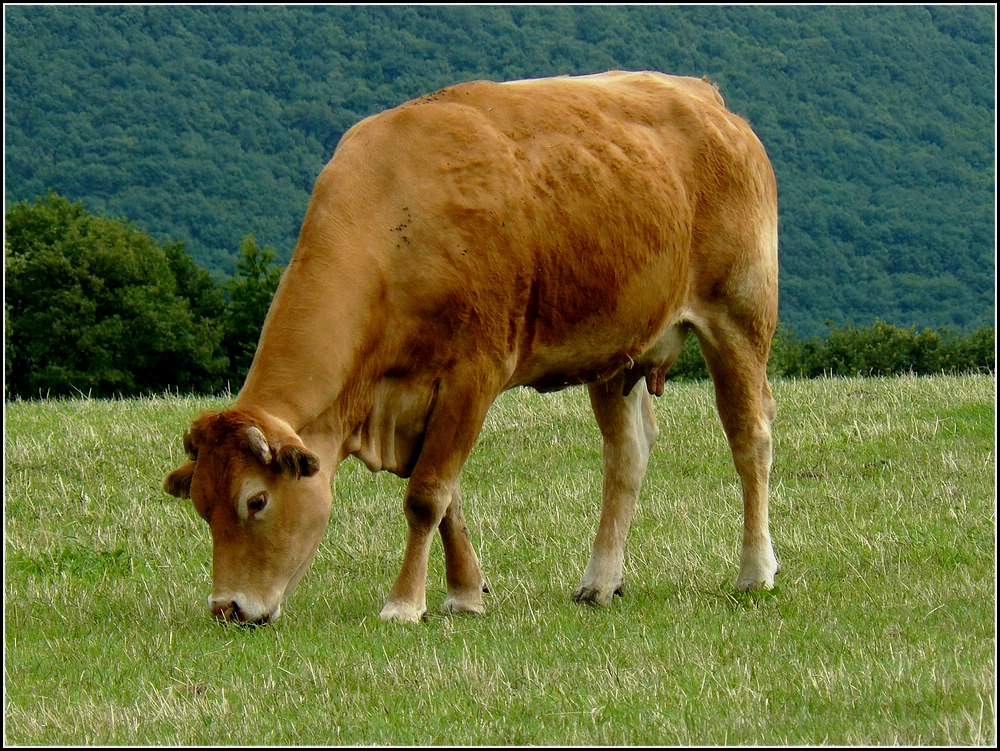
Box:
4;5;994;338
5;193;229;397
222;234;285;387
775;320;995;379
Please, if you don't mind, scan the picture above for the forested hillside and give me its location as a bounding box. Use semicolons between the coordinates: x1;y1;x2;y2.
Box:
4;5;995;337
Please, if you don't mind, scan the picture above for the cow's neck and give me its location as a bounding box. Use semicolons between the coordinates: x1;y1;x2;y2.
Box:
234;239;385;470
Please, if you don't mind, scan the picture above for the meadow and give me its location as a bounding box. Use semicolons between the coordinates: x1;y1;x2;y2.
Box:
4;374;995;745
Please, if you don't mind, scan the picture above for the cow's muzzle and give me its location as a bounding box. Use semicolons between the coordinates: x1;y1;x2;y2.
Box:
208;595;281;626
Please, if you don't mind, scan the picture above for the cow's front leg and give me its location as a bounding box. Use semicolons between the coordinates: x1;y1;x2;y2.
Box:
379;371;496;623
575;379;658;606
379;478;450;623
439;489;486;615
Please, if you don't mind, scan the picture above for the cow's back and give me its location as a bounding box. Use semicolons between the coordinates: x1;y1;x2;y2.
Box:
249;71;776;434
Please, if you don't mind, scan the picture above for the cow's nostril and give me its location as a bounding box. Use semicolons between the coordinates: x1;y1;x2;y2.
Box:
209;598;237;622
208;596;274;625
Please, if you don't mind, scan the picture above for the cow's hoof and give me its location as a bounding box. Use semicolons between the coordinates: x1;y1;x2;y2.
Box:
736;577;775;592
441;594;485;616
572;581;624;607
379;600;426;624
736;550;779;591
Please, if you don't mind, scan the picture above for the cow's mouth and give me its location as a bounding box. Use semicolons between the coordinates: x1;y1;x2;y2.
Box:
209;596;281;626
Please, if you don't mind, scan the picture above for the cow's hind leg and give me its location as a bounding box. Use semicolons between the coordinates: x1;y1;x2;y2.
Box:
575;376;658;605
379;374;494;623
695;319;778;591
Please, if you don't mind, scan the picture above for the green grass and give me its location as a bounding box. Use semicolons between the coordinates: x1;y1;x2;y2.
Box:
4;375;996;745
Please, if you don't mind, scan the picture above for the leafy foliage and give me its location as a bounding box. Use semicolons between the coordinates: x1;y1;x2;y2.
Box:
4;5;995;338
670;321;994;382
773;320;996;379
4;195;290;398
223;234;285;383
5;193;229;397
4;194;994;397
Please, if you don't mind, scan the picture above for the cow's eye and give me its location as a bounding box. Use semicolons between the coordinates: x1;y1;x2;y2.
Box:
247;492;269;517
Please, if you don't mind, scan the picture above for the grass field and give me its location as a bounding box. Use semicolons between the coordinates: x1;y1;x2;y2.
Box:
4;374;996;745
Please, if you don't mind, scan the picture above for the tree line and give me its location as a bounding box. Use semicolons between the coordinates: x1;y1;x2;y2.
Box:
5;194;993;400
5;193;278;398
669;321;994;382
4;5;995;339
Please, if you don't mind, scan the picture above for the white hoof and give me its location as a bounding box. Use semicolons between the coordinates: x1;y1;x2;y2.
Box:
379;599;426;623
736;542;779;591
441;593;485;616
572;578;624;607
574;556;625;606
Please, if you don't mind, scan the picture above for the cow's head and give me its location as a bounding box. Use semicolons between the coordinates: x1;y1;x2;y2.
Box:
163;408;329;624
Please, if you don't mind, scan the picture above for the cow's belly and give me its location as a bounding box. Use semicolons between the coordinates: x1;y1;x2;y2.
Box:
509;316;690;395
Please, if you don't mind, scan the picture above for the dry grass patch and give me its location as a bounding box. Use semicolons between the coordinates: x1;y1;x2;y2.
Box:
4;375;995;745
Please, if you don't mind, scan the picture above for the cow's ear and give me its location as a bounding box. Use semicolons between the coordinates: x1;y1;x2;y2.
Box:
163;461;196;499
245;425;320;479
182;428;197;460
276;444;321;479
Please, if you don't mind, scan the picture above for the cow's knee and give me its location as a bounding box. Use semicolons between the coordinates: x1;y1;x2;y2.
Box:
404;483;448;532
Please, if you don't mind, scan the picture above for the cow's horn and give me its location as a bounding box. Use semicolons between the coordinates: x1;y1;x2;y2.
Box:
246;426;273;465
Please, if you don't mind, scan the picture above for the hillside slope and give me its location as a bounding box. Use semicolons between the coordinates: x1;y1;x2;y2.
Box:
4;5;995;336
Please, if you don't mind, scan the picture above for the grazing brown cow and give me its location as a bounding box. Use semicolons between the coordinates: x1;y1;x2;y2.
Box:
164;71;779;624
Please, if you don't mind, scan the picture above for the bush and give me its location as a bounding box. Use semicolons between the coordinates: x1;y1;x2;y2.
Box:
222;234;285;387
5;193;229;398
770;320;994;379
4;195;993;398
670;321;994;382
